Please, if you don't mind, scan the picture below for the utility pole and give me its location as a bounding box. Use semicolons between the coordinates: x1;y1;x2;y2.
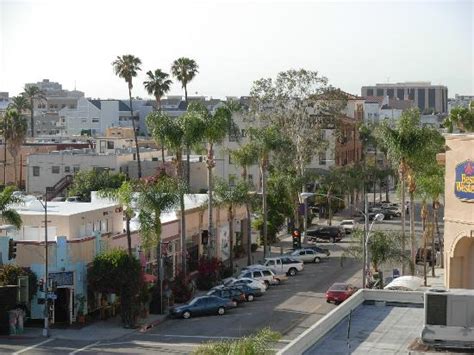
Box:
43;190;49;337
363;190;369;288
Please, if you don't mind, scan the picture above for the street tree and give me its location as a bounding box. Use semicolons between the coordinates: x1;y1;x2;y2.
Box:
0;109;28;186
146;112;172;169
0;186;22;229
444;105;474;133
380;109;444;274
213;178;251;271
8;95;30;114
23;85;45;138
98;180;136;256
112;54;143;178
143;69;173;111
69;169;126;202
171;57;199;103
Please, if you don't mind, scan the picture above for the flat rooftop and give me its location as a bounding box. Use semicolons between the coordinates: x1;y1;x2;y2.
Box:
305;304;424;354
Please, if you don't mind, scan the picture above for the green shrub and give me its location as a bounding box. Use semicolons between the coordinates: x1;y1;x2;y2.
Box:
194;327;280;355
251;243;259;252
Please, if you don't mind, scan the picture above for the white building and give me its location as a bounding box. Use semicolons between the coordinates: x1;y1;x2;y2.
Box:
26;147;161;194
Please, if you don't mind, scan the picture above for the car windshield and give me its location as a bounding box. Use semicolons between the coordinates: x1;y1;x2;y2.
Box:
188;297;202;305
329;284;348;291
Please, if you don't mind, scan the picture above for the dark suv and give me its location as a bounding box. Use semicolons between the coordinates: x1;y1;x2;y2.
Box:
306;226;344;243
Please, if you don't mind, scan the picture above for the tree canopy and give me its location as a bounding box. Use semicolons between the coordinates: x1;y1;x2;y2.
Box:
68;170;126;202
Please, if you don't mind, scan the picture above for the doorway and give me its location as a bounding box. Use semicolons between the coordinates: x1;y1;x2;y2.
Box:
54;288;70;324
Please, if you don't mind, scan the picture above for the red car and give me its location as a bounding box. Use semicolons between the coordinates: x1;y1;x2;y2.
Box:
325;283;357;304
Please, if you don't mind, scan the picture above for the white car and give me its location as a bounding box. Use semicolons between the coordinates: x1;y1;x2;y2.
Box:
340;220;357;233
263;257;304;276
239;268;287;286
223;277;267;292
285;248;328;264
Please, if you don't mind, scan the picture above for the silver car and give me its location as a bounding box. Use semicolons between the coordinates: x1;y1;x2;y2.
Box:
286;248;328;263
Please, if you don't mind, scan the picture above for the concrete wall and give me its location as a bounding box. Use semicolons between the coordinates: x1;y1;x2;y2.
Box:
443;134;474;289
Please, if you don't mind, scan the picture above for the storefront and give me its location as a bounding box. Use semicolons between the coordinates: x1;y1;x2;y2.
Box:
442;134;474;289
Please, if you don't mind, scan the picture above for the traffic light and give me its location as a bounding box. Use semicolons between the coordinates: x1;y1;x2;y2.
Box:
292;229;301;249
8;238;17;260
201;230;209;245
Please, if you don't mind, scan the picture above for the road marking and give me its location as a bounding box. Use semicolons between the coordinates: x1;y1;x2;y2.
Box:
13;338;55;354
68;341;100;354
102;340;197;348
143;333;240;340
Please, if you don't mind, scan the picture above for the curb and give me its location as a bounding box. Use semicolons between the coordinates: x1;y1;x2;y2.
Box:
139;317;166;333
0;334;41;340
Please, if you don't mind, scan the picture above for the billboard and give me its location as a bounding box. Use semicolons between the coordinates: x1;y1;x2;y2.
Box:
454;160;474;202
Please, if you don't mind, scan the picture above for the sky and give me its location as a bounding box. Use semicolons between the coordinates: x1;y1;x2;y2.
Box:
0;0;473;100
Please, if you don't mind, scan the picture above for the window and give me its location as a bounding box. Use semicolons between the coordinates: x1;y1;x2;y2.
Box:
376;89;384;96
73;166;80;173
64;166;70;173
33;166;40;177
52;166;60;174
262;270;272;276
228;155;233;165
107;141;115;149
366;88;374;96
81;118;87;123
92;118;100;123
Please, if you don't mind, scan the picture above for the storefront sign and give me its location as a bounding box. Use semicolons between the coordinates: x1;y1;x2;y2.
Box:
454;160;474;202
49;272;74;286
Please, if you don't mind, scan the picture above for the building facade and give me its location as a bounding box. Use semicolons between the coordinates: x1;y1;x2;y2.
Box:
361;82;448;114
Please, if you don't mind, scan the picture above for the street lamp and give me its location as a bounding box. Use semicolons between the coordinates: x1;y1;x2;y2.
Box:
299;192;316;240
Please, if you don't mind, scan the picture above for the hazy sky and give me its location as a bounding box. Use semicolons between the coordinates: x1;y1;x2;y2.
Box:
1;0;473;100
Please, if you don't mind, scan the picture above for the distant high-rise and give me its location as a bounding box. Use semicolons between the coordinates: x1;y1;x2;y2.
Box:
361;82;448;114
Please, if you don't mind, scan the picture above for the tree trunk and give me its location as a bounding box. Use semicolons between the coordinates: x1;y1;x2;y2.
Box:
129;88;142;179
184;85;188;104
401;177;406;275
186;145;191;186
176;150;186;274
161;147;166;171
246;204;252;266
409;190;416;276
12;155;17;187
126;217;132;256
3;137;7;185
229;207;234;272
261;159;268;258
430;209;436;277
30;99;34;138
421;201;427;286
434;201;443;268
207;143;214;259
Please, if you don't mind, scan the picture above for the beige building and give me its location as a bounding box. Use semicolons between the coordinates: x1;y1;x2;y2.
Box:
442;133;474;289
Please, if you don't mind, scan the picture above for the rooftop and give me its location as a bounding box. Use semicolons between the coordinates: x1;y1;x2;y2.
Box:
306;304;424;354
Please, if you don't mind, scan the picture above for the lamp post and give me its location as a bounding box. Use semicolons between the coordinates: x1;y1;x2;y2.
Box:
36;191;49;337
299;192;316;240
365;213;384;287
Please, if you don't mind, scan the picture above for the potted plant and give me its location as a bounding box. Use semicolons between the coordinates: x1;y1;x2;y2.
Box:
76;295;86;324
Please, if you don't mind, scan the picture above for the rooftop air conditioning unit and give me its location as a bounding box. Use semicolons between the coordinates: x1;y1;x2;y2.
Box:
422;289;474;349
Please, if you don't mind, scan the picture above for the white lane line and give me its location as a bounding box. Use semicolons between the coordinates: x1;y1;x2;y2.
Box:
101;340;197;348
13;338;55;355
143;333;240;339
68;341;100;355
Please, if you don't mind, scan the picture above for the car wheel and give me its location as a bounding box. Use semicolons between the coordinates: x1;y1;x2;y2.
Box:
247;294;255;302
335;301;341;305
264;280;270;287
314;257;321;264
183;311;191;319
288;268;297;277
326;299;331;303
217;307;225;315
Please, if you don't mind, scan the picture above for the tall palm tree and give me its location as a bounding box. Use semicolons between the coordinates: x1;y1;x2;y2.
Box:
143;69;173;111
112;54;143;178
23;85;45;138
0;186;22;229
9;95;30;114
146;111;188;274
98;180;136;256
230;144;257;265
146;112;172;170
171;57;199;104
214;179;251;271
0;109;27;186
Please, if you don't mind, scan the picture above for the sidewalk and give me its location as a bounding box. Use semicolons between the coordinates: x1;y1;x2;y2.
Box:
14;313;167;341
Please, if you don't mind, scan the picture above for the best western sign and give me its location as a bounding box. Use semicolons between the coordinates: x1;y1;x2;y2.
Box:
455;160;474;202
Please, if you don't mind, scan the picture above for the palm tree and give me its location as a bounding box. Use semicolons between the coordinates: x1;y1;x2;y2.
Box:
247;126;285;257
0;109;27;186
23;85;45;138
0;186;22;229
146;112;172;171
112;54;143;178
143;69;173;111
214;179;251;271
98;180;136;256
9;95;30;114
230;144;257;265
444;105;474;133
146;111;188;274
380;109;443;274
171;57;199;104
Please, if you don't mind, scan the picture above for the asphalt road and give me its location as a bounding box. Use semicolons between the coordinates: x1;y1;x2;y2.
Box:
0;239;361;355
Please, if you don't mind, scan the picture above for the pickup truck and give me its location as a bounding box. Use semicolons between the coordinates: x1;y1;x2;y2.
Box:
263;257;304;276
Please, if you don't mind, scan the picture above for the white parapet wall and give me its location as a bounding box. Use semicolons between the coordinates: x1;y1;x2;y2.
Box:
277;289;424;355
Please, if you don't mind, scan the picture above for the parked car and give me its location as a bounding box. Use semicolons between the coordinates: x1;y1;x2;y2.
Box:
232;284;263;301
339;220;357;234
306;226;344;243
207;287;246;304
325;283;358;304
169;296;237;319
239;268;287;286
284;248;328;264
221;277;267;292
380;208;400;219
262;257;304;276
306;245;330;256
